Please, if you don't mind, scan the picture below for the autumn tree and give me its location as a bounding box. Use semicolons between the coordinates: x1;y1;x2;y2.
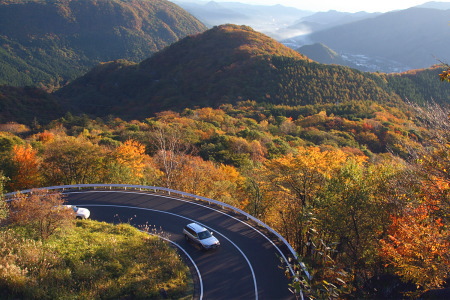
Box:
316;157;404;292
41;136;106;185
244;172;275;220
380;204;450;291
171;155;245;206
378;101;450;293
105;139;149;184
8;190;74;240
32;130;55;144
257;146;350;256
407;101;450;231
150;122;193;189
116;140;146;176
439;63;450;82
8;144;42;191
0;132;24;183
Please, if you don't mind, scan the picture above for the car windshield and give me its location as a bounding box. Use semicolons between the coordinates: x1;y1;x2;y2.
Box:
71;206;79;212
197;230;212;240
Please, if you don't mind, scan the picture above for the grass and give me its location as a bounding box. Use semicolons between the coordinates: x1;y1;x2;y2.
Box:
0;220;193;299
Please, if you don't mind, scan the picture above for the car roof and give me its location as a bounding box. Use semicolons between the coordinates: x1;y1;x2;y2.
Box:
187;222;207;232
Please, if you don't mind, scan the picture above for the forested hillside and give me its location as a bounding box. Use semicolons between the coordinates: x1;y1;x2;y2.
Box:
0;0;206;89
0;24;449;125
0;15;449;299
1;98;449;298
0;86;65;124
386;66;450;105
55;24;450;120
297;42;350;66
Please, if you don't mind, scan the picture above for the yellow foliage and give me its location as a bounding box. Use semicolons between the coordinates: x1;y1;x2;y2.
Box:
193;107;226;123
171;155;245;207
439;68;450;82
115;139;148;179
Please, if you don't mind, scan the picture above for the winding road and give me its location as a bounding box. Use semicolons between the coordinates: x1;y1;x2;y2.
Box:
65;189;296;300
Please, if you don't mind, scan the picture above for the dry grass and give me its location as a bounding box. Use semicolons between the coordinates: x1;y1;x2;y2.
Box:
0;220;192;299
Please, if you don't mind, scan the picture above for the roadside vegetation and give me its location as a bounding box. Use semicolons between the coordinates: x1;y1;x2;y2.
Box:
0;187;192;299
0;99;449;298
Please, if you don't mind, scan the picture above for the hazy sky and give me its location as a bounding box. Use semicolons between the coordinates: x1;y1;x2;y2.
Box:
194;0;450;12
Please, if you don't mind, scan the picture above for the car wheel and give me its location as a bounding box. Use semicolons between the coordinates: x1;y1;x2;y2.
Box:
76;216;82;220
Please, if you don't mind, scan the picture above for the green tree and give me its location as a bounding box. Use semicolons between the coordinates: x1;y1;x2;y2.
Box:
316;159;400;292
41;136;106;185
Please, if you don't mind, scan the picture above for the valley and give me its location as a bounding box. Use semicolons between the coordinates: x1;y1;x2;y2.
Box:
0;0;449;299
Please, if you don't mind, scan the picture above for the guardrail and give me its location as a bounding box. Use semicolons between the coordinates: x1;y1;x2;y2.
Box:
5;183;310;281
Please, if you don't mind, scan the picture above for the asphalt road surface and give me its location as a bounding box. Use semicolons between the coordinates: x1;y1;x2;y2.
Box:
65;189;296;300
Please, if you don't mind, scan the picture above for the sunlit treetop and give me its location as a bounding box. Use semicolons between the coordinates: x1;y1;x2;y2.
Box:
439;68;450;82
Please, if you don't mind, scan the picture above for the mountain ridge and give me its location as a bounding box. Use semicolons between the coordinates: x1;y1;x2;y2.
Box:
0;0;207;89
297;43;348;66
306;7;450;71
55;24;415;119
1;24;449;123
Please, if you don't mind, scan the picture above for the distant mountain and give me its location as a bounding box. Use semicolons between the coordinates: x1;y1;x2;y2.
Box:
416;1;450;9
171;1;312;39
297;43;349;66
305;7;450;72
1;24;449;123
55;24;420;119
0;0;206;89
281;10;380;46
300;10;380;25
170;1;250;26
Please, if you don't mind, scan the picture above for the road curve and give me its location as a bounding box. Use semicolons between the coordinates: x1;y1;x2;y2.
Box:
65;189;295;300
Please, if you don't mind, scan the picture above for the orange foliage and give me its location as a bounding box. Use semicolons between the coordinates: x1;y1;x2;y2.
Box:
374;110;406;125
9;144;41;191
380;204;450;290
33;130;55;143
362;122;374;131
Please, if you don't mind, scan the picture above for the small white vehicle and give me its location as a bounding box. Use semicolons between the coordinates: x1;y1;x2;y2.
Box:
64;205;90;219
183;222;220;250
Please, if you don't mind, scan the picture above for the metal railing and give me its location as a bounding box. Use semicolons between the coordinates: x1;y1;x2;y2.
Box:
5;183;310;280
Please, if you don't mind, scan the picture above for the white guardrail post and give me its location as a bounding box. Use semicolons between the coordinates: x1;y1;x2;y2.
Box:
5;184;311;281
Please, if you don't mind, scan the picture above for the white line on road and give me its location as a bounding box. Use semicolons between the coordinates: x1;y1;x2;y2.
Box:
143;230;204;300
74;202;258;300
72;190;297;279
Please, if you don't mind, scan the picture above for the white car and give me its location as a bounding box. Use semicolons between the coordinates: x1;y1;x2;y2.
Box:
183;222;220;250
64;205;90;219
